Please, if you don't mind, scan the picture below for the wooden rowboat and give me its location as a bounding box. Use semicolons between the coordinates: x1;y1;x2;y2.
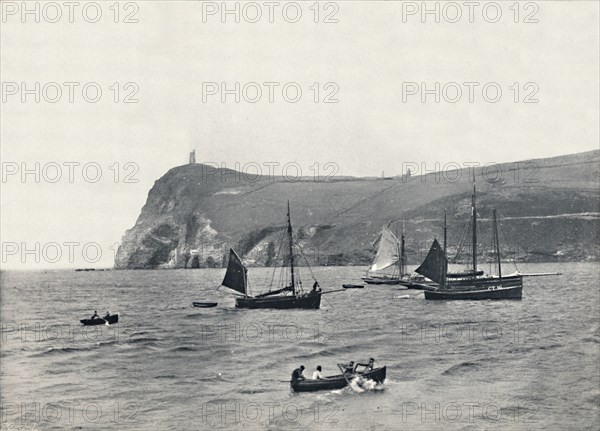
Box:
192;302;218;308
80;314;118;325
291;366;386;392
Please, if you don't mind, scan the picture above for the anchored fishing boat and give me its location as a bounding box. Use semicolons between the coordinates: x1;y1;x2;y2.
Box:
361;226;402;285
362;224;435;289
220;202;322;310
419;185;523;300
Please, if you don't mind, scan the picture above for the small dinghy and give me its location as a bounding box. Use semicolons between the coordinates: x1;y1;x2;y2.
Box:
80;314;118;325
343;284;364;289
192;302;218;308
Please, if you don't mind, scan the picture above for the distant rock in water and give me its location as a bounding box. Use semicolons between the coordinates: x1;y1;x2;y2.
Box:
114;150;600;269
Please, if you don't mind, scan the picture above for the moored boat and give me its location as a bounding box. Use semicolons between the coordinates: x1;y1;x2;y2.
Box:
192;302;218;308
220;202;323;310
291;366;386;392
417;185;523;301
236;293;320;309
343;284;364;289
361;227;402;285
362;223;436;288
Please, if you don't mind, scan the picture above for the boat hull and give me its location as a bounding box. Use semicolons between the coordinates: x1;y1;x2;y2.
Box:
193;302;218;308
446;274;523;289
80;314;118;325
424;278;523;300
291;366;386;392
343;284;364;289
236;292;321;309
397;280;436;290
361;276;401;285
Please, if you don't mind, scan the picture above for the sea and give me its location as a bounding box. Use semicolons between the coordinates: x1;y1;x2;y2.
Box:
1;262;598;430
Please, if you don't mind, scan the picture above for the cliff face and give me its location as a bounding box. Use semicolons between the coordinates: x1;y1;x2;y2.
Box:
114;151;600;269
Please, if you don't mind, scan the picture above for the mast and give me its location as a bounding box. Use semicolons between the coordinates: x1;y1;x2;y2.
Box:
472;184;477;273
287;200;296;294
395;226;401;278
443;210;447;256
493;209;502;278
400;221;406;277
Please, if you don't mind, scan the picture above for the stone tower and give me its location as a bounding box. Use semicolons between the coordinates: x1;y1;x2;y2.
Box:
189;149;196;164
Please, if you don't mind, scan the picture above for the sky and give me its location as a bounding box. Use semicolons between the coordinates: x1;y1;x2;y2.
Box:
1;1;599;269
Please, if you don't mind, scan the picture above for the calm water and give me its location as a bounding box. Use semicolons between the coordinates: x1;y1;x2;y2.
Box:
1;263;599;430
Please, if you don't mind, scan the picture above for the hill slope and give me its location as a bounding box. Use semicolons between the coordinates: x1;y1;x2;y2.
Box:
114;150;600;269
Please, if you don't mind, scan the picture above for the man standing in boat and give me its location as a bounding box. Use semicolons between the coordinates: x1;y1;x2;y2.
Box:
312;281;321;292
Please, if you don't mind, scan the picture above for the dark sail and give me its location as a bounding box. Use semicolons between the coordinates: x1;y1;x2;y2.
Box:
416;239;447;285
222;248;247;295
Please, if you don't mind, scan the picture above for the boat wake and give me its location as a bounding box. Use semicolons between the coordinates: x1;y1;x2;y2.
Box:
348;376;381;393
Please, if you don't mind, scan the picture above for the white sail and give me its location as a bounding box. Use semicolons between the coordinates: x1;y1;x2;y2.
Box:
369;227;400;272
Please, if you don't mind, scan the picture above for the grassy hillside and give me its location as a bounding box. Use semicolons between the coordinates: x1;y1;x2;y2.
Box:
114;150;599;269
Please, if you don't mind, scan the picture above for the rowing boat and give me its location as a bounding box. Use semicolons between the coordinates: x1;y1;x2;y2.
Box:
192;302;218;308
80;314;119;325
290;366;386;392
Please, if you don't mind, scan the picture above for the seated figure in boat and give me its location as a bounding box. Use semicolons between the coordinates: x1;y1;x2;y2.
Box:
312;366;323;380
291;365;305;383
354;358;375;372
104;311;111;319
90;311;99;319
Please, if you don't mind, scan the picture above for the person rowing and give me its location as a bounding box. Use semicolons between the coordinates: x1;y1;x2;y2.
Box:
354;358;375;372
337;361;355;374
104;311;111;319
90;311;100;320
291;365;305;383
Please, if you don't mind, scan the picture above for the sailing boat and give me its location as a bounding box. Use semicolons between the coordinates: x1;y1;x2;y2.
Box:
361;224;433;288
220;202;322;309
361;226;402;285
396;222;436;290
417;185;523;300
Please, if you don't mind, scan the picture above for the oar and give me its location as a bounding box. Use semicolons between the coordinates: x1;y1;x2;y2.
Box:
342;372;361;392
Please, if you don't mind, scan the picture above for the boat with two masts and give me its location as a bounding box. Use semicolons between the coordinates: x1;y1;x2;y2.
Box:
417;185;523;300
